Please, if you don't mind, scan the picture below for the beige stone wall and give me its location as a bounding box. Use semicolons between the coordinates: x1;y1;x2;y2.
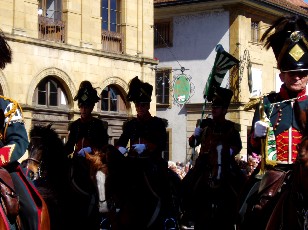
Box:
0;0;157;160
229;11;279;157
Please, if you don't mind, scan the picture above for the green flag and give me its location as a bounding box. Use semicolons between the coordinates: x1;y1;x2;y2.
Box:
203;44;239;101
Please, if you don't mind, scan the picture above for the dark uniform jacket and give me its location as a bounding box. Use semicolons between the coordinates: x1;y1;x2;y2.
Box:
65;117;109;155
116;115;167;159
189;118;242;156
249;85;308;163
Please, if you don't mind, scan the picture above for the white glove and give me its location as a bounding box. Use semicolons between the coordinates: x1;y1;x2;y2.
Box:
194;127;203;137
254;121;269;138
132;144;147;154
118;146;128;155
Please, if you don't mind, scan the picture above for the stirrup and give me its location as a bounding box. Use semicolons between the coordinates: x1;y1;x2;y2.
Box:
164;217;177;230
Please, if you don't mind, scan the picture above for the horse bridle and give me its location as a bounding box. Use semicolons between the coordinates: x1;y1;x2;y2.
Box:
26;137;45;181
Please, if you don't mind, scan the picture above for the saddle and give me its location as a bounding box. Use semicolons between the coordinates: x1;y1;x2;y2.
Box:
0;167;19;220
254;169;291;212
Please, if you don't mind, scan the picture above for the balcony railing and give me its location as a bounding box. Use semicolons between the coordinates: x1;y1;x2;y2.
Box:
38;16;65;43
102;30;123;54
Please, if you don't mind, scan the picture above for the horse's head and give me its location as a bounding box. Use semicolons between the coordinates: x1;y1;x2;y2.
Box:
25;124;67;183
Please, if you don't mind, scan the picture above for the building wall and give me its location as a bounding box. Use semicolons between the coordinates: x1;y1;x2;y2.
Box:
0;0;157;160
155;10;230;163
229;10;279;159
155;1;288;163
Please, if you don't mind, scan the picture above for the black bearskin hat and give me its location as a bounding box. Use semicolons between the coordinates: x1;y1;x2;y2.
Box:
0;30;12;70
74;81;100;106
212;87;233;108
261;15;308;72
127;76;153;103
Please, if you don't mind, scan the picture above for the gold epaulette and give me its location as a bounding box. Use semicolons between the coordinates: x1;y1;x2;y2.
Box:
0;95;24;140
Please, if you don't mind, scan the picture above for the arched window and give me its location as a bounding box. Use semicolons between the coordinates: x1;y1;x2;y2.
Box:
100;85;126;113
34;77;68;108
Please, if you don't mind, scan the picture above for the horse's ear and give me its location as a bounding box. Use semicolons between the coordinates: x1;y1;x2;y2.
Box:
47;123;53;130
294;100;308;135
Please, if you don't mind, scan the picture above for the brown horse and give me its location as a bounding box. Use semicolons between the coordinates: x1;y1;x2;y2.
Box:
95;144;179;230
24;124;109;230
23;124;69;230
181;142;247;230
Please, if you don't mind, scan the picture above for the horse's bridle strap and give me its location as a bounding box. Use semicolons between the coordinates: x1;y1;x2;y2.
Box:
25;158;41;164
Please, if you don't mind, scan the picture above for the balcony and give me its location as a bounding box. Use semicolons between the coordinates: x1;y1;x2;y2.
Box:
38;16;65;43
101;30;123;54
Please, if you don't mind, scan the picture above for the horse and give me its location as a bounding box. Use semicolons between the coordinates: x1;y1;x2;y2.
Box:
96;144;180;230
238;101;308;230
22;124;70;230
181;142;247;230
23;124;106;230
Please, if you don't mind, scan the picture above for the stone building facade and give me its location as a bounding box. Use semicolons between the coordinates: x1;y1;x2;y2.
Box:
0;0;157;160
154;0;308;162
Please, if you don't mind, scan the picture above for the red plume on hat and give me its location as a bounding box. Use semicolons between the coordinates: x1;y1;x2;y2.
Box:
0;30;12;70
127;76;153;103
74;81;100;106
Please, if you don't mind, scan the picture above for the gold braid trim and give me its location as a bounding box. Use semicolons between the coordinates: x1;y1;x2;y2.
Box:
244;97;261;111
0;95;24;141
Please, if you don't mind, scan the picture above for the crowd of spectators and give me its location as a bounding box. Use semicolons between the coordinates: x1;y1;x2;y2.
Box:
235;153;261;177
168;161;190;179
170;153;261;180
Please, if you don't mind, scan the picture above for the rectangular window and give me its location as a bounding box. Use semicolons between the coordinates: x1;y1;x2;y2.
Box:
251;21;260;43
101;0;121;32
49;81;58;106
156;68;171;105
101;0;123;53
38;0;65;43
154;20;173;48
250;67;262;97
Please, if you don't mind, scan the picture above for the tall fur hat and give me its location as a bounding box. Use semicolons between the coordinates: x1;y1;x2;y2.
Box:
212;87;233;108
127;76;153;103
0;30;12;70
261;15;308;72
74;81;100;106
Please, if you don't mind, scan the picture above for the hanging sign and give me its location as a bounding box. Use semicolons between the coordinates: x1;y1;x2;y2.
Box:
173;74;193;105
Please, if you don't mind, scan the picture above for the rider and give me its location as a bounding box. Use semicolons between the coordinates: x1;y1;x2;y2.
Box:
249;15;308;170
115;76;176;228
240;15;308;230
65;80;109;156
182;86;243;229
0;29;46;229
64;80;109;230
